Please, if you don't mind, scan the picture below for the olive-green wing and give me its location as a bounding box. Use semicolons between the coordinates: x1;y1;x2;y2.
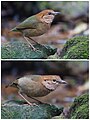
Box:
11;15;40;32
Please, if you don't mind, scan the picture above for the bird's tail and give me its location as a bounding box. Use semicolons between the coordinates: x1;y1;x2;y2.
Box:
10;27;17;32
5;80;18;88
8;28;17;34
5;83;12;88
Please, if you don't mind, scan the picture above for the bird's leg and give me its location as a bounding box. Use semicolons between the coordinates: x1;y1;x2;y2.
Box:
23;36;36;51
18;91;33;105
27;36;48;49
28;96;43;104
27;36;41;45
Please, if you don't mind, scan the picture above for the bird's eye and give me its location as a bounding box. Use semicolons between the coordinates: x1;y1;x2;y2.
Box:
53;79;56;82
44;79;47;81
48;12;52;15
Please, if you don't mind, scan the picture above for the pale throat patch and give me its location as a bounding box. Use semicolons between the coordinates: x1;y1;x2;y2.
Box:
42;15;54;23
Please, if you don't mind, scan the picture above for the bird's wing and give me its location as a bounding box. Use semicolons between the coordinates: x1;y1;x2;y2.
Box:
11;16;40;32
24;75;41;82
21;75;42;83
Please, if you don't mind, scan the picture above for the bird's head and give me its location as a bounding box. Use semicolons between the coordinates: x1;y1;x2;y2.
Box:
41;75;67;91
36;9;60;24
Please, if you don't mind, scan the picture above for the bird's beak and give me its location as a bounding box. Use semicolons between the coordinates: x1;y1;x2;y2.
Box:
57;79;67;84
52;12;61;15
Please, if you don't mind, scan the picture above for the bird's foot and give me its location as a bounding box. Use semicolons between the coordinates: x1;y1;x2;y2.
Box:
34;100;46;105
27;44;41;52
32;103;39;106
31;47;37;51
30;46;42;53
32;48;42;53
27;37;48;49
37;43;48;49
27;44;36;51
27;102;39;107
27;43;48;53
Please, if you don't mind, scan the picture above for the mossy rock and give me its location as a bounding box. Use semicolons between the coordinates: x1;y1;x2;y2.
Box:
1;41;56;59
1;100;63;119
67;93;89;119
59;36;89;59
52;113;65;119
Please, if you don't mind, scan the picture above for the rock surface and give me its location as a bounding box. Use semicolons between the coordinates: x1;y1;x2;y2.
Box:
52;93;89;119
59;36;89;59
1;41;56;59
48;36;89;59
1;100;63;119
67;93;89;119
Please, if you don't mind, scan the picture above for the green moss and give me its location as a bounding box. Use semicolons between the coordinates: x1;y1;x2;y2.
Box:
59;36;89;59
68;93;89;119
1;41;56;59
1;100;63;119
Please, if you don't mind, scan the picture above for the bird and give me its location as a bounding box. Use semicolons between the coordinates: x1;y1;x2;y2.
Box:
11;10;60;51
6;75;67;105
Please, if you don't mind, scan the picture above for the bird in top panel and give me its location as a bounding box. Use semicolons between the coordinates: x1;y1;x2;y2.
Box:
11;10;60;51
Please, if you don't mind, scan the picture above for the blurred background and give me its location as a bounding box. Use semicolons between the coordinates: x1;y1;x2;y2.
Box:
1;1;89;49
1;61;89;107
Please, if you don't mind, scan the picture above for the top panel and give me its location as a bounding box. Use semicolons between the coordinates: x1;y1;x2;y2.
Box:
1;1;89;59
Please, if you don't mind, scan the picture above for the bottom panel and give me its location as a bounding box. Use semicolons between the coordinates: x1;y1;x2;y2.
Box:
1;61;89;119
